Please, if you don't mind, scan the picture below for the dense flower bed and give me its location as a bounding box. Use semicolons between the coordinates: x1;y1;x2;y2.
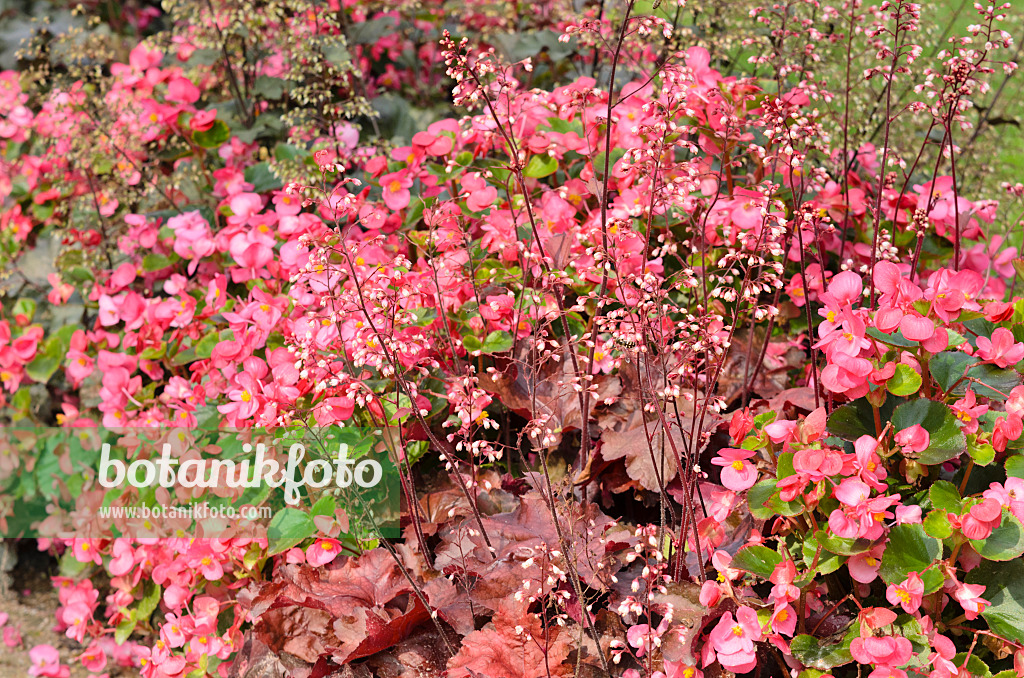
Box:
2;1;1024;677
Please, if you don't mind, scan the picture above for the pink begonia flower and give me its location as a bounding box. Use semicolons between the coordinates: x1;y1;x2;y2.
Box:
711;448;758;491
627;618;669;658
3;625;21;647
976;327;1024;368
927;634;959;678
770;604;797;636
707;607;763;674
699;580;723;607
847;546;884;584
952;582;990;620
850;635;913;670
959;498;1002;540
28;645;68;678
306;538;342;567
886;572;924;613
952;389;988;434
166;76;200;104
894;425;929;454
792;446;844;482
380;171;413;211
895;504;922;524
80;642;107;672
462;172;498;212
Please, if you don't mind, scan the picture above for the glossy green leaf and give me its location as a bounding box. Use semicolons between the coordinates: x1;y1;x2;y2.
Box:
266;508;315;556
890;399;966;465
481;330;514;354
523;154;557;178
887;364;922;396
879;523;941;585
731;544;783;579
930;351;1021;400
971;510;1024;561
929;480;962;512
192;119;231;148
923;510;953;540
969;558;1024;643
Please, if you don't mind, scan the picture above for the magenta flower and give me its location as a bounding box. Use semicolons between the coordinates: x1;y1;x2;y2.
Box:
711;448;758;491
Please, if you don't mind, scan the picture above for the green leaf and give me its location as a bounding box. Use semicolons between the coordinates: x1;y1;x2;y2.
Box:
523;154;557;178
929;480;962;512
789;630;855;670
971;509;1024;561
930;351;1021;400
244;162;283;193
879;523;941;585
890;399;966;465
142;253;178;271
266;508;315;556
887;364;922;396
746;479;803;519
192;329;234;360
969;557;1024;643
814;529;872;556
136;581;161;621
731;545;783;579
867;327;919;347
923;510;953;540
115;612;137;645
26;337;63;383
12;298;36;322
968;439;996;466
801;533;843;577
1007;455;1024;479
461;335;483;353
827;398;897;441
192;119;231;148
481;330;514;354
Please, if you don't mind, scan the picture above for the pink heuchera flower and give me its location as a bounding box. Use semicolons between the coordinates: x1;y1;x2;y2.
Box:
710;448;758;491
707;607;763;673
976;327;1024;368
885;572;924;613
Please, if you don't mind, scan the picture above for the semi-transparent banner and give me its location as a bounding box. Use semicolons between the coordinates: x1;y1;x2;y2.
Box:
0;426;400;544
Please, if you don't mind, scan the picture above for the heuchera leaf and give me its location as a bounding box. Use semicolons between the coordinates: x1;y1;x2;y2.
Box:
890;399;966;465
